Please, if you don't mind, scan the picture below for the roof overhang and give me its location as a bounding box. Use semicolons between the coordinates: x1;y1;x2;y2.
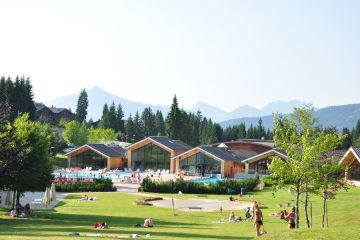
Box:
241;149;289;164
126;137;174;153
172;147;230;163
339;147;360;166
65;144;112;159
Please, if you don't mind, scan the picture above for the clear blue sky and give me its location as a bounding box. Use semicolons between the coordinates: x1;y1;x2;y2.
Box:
0;0;359;111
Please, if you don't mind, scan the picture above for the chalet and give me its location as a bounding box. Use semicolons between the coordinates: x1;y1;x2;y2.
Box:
65;144;127;170
339;147;360;182
127;136;192;172
36;105;75;124
173;140;278;177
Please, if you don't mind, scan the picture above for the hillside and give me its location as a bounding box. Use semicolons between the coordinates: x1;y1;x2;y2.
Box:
220;103;360;130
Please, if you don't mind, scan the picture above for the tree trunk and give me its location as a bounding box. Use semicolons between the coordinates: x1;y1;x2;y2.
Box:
310;201;313;228
326;201;329;227
304;190;310;228
322;193;326;228
12;190;16;209
295;181;300;229
16;191;21;209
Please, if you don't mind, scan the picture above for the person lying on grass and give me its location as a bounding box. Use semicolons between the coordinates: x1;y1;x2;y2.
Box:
94;221;109;229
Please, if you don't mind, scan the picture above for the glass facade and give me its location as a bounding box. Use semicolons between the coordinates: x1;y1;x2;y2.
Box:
349;159;360;181
70;149;107;170
179;153;221;176
131;143;171;171
248;159;272;175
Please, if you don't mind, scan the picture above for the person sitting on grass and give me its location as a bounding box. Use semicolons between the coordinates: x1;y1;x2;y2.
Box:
144;217;154;227
228;211;236;222
82;194;89;200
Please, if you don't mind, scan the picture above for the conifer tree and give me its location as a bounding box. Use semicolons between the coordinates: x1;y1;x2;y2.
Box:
75;88;88;122
133;111;144;141
340;128;352;149
166;95;182;139
141;107;156;137
154;110;165;136
125;114;135;142
116;103;125;133
238;123;247;139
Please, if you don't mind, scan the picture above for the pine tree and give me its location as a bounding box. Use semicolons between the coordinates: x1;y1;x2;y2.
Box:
134;111;144;141
238;123;246;139
108;102;117;130
340;128;352;149
154;110;165;136
75;88;88;123
141;107;156;137
23;77;36;120
102;103;109;116
246;124;255;139
166;95;182;139
256;118;266;139
116;103;125;133
125;114;135;142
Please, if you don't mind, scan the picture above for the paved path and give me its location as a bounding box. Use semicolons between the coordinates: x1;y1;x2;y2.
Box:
130;192;253;212
0;190;67;210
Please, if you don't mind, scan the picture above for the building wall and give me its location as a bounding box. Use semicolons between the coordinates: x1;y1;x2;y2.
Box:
224;161;245;178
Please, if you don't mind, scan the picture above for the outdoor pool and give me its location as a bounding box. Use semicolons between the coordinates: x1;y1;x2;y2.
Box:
191;178;223;184
53;171;132;179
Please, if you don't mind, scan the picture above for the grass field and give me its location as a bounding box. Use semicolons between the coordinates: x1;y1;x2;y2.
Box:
0;187;359;240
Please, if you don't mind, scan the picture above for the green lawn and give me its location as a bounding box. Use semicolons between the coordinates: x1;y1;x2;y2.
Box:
1;187;359;240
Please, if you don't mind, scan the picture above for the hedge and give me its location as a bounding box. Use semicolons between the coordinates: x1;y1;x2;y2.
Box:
55;178;116;192
139;177;260;194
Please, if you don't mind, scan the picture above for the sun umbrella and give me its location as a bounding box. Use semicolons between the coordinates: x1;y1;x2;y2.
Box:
5;190;14;208
42;187;51;208
50;183;57;202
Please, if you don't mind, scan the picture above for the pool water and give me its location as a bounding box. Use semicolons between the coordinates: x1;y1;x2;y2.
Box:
54;171;132;179
191;178;223;184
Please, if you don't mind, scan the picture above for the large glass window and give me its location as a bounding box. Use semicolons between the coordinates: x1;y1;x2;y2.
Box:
70;149;107;170
179;153;221;176
131;143;171;171
248;158;272;175
349;159;360;181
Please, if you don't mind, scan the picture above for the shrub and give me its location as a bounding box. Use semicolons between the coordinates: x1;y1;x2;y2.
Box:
139;177;260;194
262;175;277;187
55;178;116;192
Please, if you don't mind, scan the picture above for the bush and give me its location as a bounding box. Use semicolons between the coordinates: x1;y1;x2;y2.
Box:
262;175;277;187
139;177;260;194
55;178;116;192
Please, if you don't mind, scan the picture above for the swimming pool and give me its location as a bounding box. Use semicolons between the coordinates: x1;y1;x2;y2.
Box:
191;178;223;184
54;171;132;179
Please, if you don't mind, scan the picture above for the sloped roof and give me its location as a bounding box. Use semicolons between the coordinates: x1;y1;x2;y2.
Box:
230;149;267;161
66;144;126;158
198;145;237;162
353;147;360;158
148;136;192;151
36;105;71;114
241;149;289;163
49;107;68;114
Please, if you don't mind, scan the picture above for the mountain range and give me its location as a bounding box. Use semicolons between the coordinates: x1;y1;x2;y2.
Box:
44;86;360;130
219;103;360;131
44;86;307;122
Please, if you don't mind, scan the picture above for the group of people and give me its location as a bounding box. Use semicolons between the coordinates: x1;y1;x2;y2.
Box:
9;203;32;218
143;217;154;227
94;221;109;229
81;194;96;201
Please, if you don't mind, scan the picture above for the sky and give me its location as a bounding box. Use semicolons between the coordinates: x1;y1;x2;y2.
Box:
0;0;359;111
